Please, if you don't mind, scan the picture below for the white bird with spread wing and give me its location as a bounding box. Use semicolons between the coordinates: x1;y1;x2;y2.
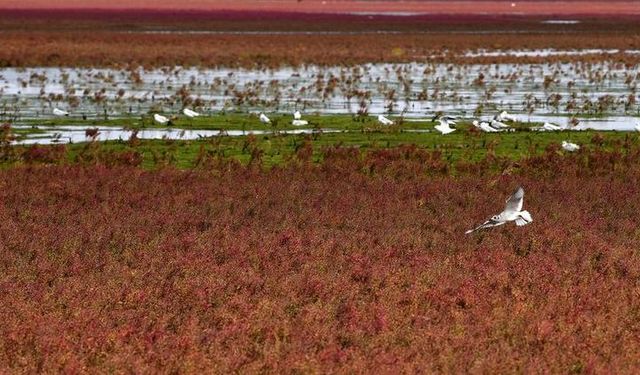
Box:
377;115;394;126
434;116;456;134
292;111;309;126
465;186;533;234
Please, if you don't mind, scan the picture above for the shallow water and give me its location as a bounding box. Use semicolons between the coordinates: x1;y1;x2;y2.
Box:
1;59;638;133
541;20;581;25
463;49;640;57
12;126;332;145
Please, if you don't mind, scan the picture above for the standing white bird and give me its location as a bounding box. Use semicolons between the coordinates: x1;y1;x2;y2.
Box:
292;111;308;126
562;141;580;152
259;113;271;124
53;108;69;117
465;186;533;234
473;120;499;133
183;108;200;118
496;110;518;122
542;122;563;131
154;113;170;125
634;123;640;132
377;115;394;126
434;117;456;134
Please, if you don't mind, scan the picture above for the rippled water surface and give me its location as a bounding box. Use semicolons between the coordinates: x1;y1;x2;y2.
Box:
2;58;639;143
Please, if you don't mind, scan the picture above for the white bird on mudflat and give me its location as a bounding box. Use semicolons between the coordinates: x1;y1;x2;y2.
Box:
490;118;510;129
53;108;69;117
377;115;394;126
543;122;563;131
153;113;170;125
292;111;308;126
473;120;499;133
496;110;518;122
183;108;200;118
434;117;456;134
562;141;580;152
465;186;533;234
259;113;271;124
292;119;309;126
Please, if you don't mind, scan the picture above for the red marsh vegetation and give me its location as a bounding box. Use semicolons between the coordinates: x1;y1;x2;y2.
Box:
3;1;640;16
1;147;640;372
0;10;639;68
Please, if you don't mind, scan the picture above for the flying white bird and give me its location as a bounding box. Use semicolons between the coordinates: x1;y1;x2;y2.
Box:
53;108;69;117
154;113;170;125
473;120;499;133
377;115;394;126
435;117;456;134
259;113;271;124
542;122;563;131
292;111;308;126
562;141;580;152
465;186;533;234
183;108;200;118
496;110;518;122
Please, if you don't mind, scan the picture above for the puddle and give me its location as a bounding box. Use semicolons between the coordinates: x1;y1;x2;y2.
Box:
463;49;637;57
541;20;580;25
13;126;334;145
348;12;431;16
521;115;639;131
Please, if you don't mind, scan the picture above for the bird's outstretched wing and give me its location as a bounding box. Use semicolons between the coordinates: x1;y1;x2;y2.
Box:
515;210;533;226
465;217;505;234
504;186;524;213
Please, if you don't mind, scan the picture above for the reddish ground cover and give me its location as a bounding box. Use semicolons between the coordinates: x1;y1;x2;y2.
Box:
0;9;639;68
2;30;638;69
2;1;639;16
1;149;640;372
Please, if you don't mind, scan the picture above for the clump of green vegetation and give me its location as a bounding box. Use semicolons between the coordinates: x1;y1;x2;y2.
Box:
2;114;638;170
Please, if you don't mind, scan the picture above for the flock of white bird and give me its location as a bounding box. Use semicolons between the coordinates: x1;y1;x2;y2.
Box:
52;106;640;155
374;110;590;153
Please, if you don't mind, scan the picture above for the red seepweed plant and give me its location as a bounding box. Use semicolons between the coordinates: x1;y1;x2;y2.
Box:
1;150;640;372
